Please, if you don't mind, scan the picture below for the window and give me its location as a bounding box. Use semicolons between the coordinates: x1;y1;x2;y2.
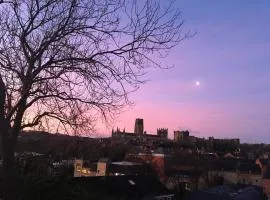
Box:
185;183;191;191
128;180;136;185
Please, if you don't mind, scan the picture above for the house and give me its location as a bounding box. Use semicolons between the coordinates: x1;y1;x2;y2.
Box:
72;175;174;200
125;152;166;181
237;162;261;186
208;159;261;186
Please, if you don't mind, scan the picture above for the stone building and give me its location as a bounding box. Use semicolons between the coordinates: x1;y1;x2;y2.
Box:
111;118;169;146
157;128;168;138
174;130;190;141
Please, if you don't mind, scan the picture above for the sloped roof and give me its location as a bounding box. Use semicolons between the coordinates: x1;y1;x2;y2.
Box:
109;163;153;175
72;175;172;199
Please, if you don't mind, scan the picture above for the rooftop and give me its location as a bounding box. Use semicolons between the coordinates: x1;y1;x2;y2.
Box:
185;184;265;200
72;175;173;199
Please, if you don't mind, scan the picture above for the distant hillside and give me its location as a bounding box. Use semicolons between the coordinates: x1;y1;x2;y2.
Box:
16;131;128;161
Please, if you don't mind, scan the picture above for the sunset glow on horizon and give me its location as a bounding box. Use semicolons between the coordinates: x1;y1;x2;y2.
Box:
98;0;270;143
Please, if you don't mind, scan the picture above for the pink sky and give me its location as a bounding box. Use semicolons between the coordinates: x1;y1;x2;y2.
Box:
96;0;270;143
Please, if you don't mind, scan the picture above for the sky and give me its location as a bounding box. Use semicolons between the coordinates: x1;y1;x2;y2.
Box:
102;0;270;143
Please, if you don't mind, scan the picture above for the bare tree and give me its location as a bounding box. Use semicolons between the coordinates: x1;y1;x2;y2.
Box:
0;0;190;199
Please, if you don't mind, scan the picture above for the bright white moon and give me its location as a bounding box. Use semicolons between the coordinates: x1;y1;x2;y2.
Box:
196;81;200;86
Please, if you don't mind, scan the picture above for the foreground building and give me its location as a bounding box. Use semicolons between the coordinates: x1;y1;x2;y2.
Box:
73;158;153;177
72;175;174;200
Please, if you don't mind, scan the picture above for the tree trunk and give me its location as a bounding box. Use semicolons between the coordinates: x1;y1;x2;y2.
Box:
2;135;17;200
0;75;20;200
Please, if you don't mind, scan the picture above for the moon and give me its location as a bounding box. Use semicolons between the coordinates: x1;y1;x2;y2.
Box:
195;81;200;86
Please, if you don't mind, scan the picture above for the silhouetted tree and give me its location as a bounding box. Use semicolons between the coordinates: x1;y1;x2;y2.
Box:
0;0;190;199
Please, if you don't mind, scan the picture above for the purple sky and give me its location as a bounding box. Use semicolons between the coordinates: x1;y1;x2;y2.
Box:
102;1;270;143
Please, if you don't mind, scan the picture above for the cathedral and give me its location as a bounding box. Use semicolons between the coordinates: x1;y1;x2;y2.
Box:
111;118;169;145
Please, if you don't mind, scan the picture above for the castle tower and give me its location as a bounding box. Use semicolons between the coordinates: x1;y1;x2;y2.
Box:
157;128;168;138
134;118;144;135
